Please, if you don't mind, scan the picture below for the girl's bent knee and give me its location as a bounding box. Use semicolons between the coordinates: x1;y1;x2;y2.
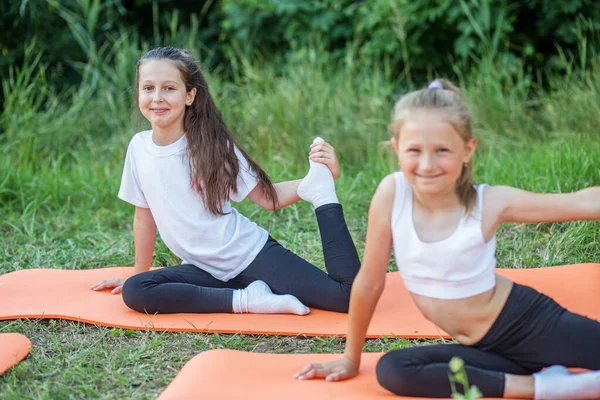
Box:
121;274;152;313
376;351;414;396
305;286;350;313
328;291;351;313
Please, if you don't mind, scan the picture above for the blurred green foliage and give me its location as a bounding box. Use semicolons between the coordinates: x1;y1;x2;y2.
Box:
220;0;600;77
0;0;220;94
1;0;599;106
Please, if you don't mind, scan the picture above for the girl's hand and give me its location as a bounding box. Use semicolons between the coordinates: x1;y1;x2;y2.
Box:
293;357;359;382
309;141;340;180
91;278;126;295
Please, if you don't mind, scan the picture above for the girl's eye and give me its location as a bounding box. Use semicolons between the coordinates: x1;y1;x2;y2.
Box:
437;148;449;153
142;86;153;91
407;148;420;153
164;87;175;91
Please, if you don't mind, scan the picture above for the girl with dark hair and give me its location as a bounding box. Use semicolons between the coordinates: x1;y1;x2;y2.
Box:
295;79;600;399
91;47;361;315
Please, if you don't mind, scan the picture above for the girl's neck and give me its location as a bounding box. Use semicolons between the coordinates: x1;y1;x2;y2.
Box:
412;186;462;213
151;126;185;146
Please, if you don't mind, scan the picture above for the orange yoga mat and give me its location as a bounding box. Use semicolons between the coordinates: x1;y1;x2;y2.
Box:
0;264;598;337
159;350;506;400
0;333;31;375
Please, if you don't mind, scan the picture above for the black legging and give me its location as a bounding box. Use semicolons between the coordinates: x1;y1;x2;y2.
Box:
121;203;361;314
375;283;600;397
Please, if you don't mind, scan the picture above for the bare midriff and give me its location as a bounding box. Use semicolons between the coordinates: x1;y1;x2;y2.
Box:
411;274;513;345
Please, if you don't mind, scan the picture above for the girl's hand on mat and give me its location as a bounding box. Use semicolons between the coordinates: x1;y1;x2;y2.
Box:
293;357;358;382
91;279;126;294
309;141;340;180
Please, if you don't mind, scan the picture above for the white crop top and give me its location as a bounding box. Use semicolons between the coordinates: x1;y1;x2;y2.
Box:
391;172;497;299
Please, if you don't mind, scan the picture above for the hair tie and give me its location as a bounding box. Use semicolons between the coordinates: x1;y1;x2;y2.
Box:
428;80;443;90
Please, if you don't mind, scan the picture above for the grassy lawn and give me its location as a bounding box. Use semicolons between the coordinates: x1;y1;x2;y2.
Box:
1;51;598;398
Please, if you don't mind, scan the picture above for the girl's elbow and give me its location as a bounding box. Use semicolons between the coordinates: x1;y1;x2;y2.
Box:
593;189;600;218
254;197;279;211
591;203;600;220
260;202;277;211
266;200;282;211
582;188;600;219
354;272;385;294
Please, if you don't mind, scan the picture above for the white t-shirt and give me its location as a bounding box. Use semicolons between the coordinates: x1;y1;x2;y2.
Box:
118;130;269;281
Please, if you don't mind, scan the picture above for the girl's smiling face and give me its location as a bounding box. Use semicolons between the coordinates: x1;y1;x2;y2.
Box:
394;111;477;196
137;59;196;134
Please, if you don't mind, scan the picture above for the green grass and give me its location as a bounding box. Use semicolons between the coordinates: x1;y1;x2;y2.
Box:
1;32;599;398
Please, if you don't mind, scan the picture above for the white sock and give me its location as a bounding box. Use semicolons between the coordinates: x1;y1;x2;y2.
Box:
232;280;310;315
297;137;339;209
534;365;600;399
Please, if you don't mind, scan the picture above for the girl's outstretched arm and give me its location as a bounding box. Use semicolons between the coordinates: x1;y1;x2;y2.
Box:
248;179;303;211
91;207;156;294
294;174;395;382
489;186;600;225
248;140;341;210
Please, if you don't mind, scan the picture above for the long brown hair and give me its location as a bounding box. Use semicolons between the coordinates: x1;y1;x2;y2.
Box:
389;79;477;214
135;47;277;215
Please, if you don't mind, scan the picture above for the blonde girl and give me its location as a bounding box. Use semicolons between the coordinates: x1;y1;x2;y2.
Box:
295;79;600;399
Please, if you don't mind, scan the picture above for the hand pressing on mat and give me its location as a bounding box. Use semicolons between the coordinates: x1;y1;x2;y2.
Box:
91;278;126;295
294;357;358;382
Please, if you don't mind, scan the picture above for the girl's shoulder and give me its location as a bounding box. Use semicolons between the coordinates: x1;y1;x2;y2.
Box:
476;184;515;239
368;173;397;226
479;184;511;210
125;130;152;149
383;171;410;202
372;173;401;214
131;130;152;143
375;172;414;207
378;173;398;195
380;171;408;189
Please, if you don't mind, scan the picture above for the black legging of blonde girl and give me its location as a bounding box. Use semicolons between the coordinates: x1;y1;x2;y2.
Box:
375;283;600;398
121;203;361;314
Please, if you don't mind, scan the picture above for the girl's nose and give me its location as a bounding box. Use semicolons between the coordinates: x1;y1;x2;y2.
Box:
153;91;164;103
419;154;434;170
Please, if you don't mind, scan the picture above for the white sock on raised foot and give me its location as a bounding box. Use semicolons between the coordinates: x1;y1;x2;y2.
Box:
297;137;339;209
232;280;310;315
534;365;600;400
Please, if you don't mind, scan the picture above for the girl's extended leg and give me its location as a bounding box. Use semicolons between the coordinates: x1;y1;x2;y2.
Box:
315;203;362;285
121;264;241;313
238;204;361;313
241;136;360;312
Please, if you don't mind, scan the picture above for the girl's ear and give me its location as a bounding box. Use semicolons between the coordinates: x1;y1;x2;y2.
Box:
463;138;478;163
391;136;400;155
186;88;197;106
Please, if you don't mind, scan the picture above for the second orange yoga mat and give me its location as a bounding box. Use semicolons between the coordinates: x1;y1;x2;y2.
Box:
158;350;506;400
0;264;598;337
0;333;31;375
